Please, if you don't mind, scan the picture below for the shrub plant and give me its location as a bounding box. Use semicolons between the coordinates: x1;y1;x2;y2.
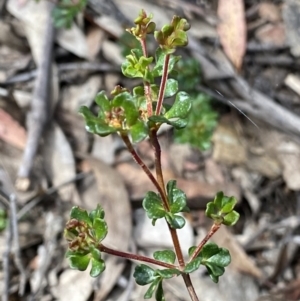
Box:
64;10;239;301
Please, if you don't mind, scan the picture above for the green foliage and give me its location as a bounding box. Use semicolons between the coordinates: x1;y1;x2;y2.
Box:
185;242;231;283
205;192;240;226
52;0;87;28
172;58;218;151
64;205;107;277
134;264;180;300
174;93;218;150
142;180;188;229
63;10;240;300
154;15;190;54
153;250;176;264
0;209;7;231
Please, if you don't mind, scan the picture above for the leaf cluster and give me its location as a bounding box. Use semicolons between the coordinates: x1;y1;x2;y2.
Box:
64;205;107;277
185;242;231;283
52;0;87;28
143;180;189;229
134;250;180;300
206;191;240;226
173;58;218;151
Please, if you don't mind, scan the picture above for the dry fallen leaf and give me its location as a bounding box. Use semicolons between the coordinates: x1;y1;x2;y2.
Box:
0;108;27;149
80;158;132;301
42;122;76;202
217;0;247;71
211;226;262;279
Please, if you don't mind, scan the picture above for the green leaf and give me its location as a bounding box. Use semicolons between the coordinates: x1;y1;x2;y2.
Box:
155;268;180;279
205;192;239;226
90;257;105;277
67;252;90;271
70;207;91;226
199;242;231;283
152;48;180;77
130;120;148;143
95;91;111;115
134;264;156;285
148;115;187;130
112;92;138;126
153;250;176;264
188;246;197;257
155;280;165;301
79;106;116;136
220;196;237;214
144;278;160;299
143;192;166;219
164;79;178;98
89;204;105;221
184;258;201;273
166;213;185;229
223;211;240;226
166;180;187;214
89;245;101;260
173;93;218;151
92;218;108;242
164;91;192;119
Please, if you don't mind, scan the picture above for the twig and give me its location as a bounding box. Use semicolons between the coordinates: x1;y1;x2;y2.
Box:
10;194;27;296
16;2;55;191
4;62;119;85
100;244;176;269
189;223;221;261
2;211;12;301
17;172;87;220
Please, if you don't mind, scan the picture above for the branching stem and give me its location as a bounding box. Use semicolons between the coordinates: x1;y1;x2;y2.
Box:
189;223;221;261
121;134;167;209
100;244;176;269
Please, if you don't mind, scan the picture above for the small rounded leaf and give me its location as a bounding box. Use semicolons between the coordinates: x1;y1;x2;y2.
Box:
155;268;181;279
223;211;240;226
143;192;166;219
70;207;91;226
164;79;178;98
130;120;148;143
92;218;108;242
134;264;156;285
68;253;90;271
166;214;185;229
90;257;106;277
153;250;176;264
164;91;192;119
144;278;160;299
184;258;201;273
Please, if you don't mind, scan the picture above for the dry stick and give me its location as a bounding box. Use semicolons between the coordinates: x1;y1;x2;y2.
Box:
4;62;119;84
2;213;12;301
17;172;87;220
10;195;27;295
16;3;55;191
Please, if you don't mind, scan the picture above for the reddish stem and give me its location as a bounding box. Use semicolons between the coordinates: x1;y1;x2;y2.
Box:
100;244;176;269
182;274;200;301
149;129;185;268
121;134;165;203
155;54;170;115
189;223;221;261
